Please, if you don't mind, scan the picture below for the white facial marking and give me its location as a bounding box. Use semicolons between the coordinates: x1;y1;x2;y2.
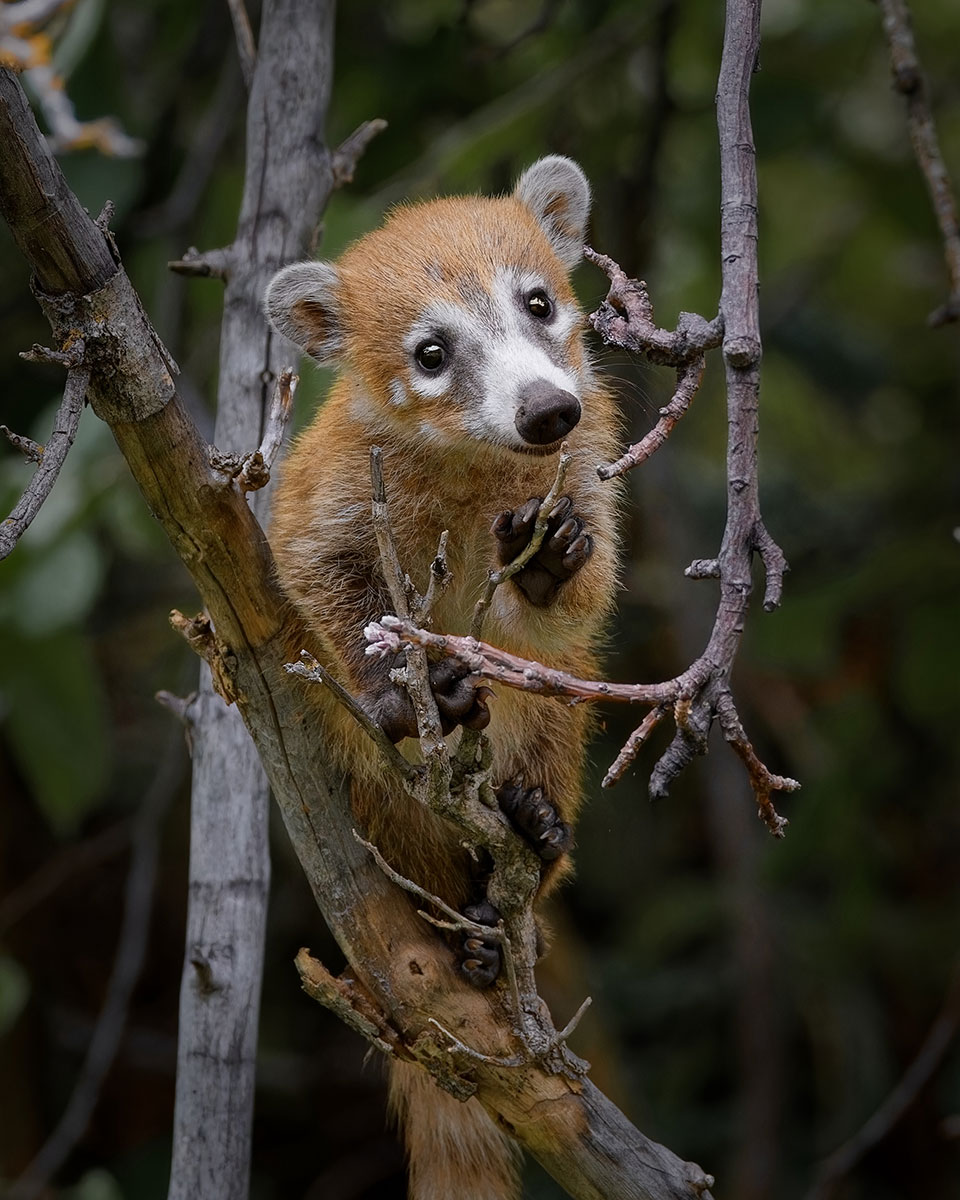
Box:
389;378;408;407
402;265;584;451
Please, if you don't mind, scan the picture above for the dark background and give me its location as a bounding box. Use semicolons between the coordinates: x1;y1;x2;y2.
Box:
1;1;959;1198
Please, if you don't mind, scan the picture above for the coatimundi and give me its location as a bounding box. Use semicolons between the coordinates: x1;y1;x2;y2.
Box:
265;157;620;1200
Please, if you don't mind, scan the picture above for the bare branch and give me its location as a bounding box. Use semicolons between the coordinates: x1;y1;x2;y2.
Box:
258;367;297;471
354;832;503;938
295;950;398;1058
715;693;796;838
168;245;233;280
874;0;960;326
0;365;88;561
370;444;416;619
1;424;43;463
366;616;678;708
226;0;257;90
286;652;418;783
602;704;669;788
469;443;571;639
331;117;388;188
585;248;722;481
207;369;298;492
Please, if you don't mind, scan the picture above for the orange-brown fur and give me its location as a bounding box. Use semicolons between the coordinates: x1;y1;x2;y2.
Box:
268;164;619;1200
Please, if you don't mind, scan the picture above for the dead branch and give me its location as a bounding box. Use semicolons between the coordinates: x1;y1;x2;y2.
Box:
286;651;418;784
332;117;388;188
585;247;722;482
0;364;89;561
470;443;571;638
167;245;233;280
367;616;797;837
874;0;960;326
226;0;257;90
207;367;298;492
1;424;43;463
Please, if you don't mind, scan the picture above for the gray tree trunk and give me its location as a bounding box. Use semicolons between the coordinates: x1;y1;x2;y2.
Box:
167;4;336;1197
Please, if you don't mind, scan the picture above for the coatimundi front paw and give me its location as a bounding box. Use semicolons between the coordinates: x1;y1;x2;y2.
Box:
496;778;573;861
492;494;593;607
457;901;502;988
371;657;493;743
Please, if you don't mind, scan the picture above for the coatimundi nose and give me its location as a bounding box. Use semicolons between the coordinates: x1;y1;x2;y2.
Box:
515;380;582;445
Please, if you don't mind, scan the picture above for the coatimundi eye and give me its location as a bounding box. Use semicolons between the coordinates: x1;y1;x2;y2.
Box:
526;289;553;320
415;341;446;371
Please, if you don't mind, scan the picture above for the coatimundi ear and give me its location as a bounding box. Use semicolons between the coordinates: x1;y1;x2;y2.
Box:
264;261;344;364
513;156;591;270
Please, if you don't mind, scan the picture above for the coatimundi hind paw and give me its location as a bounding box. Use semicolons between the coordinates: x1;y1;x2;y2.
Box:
492;494;593;607
457;901;502;988
496;778;574;861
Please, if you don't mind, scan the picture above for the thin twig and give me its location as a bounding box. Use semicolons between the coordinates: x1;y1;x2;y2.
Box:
416;528;452;625
427;1018;525;1068
226;0;257;90
257;368;297;471
0;365;88;561
369;447;447;765
715;693;797;837
286;652;418;783
168;245;232;280
1;424;43;463
874;0;960;326
353;832;502;939
331;118;388;188
602;704;668;788
469;443;571;639
367;616;678;707
585;247;723;481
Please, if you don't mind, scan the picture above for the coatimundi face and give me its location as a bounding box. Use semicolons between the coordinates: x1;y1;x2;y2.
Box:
265;156;593;458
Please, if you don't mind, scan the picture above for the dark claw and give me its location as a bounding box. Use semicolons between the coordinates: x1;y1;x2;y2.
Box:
458;902;501;988
496;780;573;862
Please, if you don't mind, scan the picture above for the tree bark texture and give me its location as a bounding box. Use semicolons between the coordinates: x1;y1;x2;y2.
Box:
168;5;336;1198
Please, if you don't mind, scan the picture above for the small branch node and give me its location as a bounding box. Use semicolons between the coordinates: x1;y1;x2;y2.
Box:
331;117;388;188
168;245;232;280
168;610;237;705
1;424;43;463
685;558;721;580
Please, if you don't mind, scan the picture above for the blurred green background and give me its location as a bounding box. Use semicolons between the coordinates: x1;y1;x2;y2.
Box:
1;1;959;1197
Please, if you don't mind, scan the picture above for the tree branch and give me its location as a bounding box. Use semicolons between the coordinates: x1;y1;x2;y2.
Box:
0;364;89;561
873;0;960;326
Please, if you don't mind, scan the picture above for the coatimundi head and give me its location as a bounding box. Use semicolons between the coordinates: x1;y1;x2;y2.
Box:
265;157;593;457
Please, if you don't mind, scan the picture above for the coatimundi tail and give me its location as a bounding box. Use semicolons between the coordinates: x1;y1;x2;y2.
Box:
265;157;620;1200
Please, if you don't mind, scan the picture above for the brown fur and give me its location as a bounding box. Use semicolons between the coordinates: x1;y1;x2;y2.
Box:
269;180;620;1200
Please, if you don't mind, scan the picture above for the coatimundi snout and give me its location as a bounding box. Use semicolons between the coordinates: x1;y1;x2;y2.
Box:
265;156;620;1200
